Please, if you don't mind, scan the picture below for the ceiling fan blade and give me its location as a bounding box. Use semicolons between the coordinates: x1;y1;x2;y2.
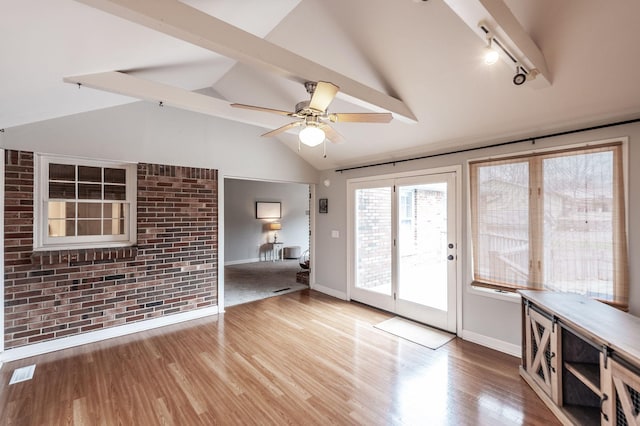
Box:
231;103;292;116
329;112;393;123
261;121;302;138
309;81;339;112
320;124;345;144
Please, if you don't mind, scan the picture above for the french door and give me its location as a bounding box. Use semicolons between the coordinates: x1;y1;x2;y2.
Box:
348;171;457;332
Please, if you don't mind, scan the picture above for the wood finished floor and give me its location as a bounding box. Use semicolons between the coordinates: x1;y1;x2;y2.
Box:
0;290;560;425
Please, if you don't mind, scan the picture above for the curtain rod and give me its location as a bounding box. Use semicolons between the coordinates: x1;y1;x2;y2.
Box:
335;117;640;173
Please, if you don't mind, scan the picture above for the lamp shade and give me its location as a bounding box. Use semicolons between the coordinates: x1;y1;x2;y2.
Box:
299;125;325;147
269;222;282;231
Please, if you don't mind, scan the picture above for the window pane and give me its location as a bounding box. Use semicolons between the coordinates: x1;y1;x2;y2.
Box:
77;202;102;219
48;219;76;237
355;187;392;295
78;183;102;199
104;185;126;200
49;164;75;181
103;202;124;218
543;151;614;299
105;168;126;184
48;201;76;219
475;161;530;287
77;219;101;236
49;182;76;199
104;219;125;235
78;166;102;182
398;183;448;311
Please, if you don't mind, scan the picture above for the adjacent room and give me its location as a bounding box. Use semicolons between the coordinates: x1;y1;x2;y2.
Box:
1;0;639;424
223;178;310;306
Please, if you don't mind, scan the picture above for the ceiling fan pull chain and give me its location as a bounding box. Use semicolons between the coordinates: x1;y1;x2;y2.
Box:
323;140;327;158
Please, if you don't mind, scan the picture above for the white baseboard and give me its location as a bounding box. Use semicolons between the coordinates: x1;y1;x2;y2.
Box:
311;282;347;300
224;258;260;266
461;329;521;357
0;306;220;363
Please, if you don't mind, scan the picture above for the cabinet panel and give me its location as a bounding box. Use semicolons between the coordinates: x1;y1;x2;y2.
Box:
525;307;561;402
611;360;640;426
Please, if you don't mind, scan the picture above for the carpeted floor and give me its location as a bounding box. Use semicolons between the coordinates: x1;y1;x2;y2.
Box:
224;260;308;306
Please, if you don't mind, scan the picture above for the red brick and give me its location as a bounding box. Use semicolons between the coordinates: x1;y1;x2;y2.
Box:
4;152;218;349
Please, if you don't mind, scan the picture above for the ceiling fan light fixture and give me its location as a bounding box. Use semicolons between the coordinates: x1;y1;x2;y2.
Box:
299;124;325;147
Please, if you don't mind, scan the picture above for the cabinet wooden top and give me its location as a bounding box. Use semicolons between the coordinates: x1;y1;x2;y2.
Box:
519;290;640;364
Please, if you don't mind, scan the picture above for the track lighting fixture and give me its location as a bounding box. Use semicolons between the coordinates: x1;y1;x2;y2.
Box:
480;23;533;87
484;35;499;65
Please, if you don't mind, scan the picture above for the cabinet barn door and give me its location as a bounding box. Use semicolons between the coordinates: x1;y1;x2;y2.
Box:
611;359;640;426
525;308;561;403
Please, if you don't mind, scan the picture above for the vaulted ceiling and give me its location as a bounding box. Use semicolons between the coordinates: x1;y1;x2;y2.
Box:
3;0;640;170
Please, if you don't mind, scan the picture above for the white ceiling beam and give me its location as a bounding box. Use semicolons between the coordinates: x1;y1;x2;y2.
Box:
73;0;417;123
64;71;290;130
443;0;551;88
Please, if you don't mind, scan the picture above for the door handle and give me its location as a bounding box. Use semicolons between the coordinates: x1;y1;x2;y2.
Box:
447;255;454;261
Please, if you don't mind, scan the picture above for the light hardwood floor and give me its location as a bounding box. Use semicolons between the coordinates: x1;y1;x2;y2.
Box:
0;290;559;425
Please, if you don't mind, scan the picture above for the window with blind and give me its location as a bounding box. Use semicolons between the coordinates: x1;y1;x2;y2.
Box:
469;142;629;309
34;155;137;250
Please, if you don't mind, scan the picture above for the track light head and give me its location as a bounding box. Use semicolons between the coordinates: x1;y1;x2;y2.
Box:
484;36;499;65
484;45;499;65
513;65;527;86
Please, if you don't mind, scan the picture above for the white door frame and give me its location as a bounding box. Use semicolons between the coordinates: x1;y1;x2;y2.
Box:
346;165;462;335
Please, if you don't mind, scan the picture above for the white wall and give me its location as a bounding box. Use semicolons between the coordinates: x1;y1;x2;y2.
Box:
3;99;639;355
0;101;318;184
224;178;309;263
314;122;640;352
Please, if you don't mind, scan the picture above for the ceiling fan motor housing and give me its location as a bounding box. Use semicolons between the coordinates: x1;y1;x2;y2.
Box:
304;81;317;95
295;100;312;115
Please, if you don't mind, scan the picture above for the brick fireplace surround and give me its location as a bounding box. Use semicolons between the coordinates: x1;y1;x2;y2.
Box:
3;150;218;350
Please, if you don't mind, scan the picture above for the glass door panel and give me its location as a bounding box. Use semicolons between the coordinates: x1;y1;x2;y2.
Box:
395;173;456;331
397;182;448;311
355;186;393;295
350;183;395;311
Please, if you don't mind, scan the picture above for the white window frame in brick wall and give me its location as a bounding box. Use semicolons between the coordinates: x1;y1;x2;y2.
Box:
34;154;137;250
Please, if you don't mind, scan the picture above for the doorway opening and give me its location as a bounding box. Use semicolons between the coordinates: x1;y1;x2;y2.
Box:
223;178;311;307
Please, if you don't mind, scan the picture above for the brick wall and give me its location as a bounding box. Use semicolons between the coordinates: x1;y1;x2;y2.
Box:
412;188;447;262
355;187;392;290
4;151;218;349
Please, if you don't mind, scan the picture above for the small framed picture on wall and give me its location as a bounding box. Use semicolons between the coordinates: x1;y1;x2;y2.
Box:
319;198;328;214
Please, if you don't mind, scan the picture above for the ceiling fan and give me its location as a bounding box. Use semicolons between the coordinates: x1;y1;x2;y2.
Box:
230;81;393;148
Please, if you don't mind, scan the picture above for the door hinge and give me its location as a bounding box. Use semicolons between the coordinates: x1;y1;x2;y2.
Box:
393;292;397;300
